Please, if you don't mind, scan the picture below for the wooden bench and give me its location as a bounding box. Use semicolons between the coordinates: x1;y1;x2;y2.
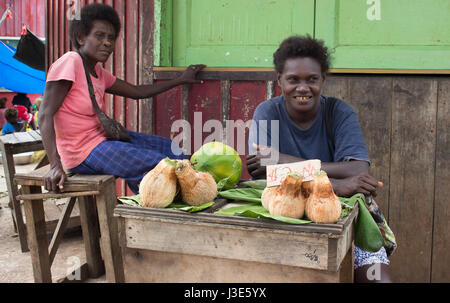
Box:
0;130;48;252
14;165;124;283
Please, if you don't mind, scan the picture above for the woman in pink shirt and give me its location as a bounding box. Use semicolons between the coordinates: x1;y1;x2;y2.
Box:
40;3;205;193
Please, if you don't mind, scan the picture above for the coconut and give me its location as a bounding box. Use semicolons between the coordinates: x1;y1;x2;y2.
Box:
139;158;178;208
304;171;342;223
261;174;305;219
175;160;218;206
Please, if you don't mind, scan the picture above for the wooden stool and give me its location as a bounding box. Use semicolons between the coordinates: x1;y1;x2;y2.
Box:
14;165;124;283
1;130;48;252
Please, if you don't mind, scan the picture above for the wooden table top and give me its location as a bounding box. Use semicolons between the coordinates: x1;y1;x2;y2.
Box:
0;130;42;145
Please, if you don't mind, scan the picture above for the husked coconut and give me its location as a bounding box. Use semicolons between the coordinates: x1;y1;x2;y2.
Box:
261;174;305;219
175;160;217;206
304;171;342;223
139;158;178;208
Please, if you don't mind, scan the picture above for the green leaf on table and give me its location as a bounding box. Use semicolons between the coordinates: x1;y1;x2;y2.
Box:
218;188;263;203
239;180;267;190
117;195;141;206
166;201;214;212
117;194;213;212
215;203;311;224
338;194;361;219
352;194;384;252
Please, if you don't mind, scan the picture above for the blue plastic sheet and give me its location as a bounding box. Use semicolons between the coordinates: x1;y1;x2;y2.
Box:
0;41;45;94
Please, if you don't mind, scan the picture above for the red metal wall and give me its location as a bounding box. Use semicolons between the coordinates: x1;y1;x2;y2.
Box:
153;72;277;182
0;0;45;37
0;92;42;108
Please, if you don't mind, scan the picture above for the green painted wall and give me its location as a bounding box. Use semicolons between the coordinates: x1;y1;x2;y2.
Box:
156;0;450;71
315;0;450;70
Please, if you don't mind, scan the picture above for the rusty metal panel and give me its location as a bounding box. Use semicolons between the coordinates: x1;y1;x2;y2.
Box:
153;84;182;139
0;0;45;37
124;0;139;132
228;81;267;180
188;81;222;155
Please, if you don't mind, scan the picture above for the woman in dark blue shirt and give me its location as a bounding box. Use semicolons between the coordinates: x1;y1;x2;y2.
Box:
247;35;393;283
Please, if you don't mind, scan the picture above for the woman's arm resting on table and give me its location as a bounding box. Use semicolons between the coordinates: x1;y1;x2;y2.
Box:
246;144;369;179
330;174;383;198
246;145;382;197
38;80;72;192
105;64;206;99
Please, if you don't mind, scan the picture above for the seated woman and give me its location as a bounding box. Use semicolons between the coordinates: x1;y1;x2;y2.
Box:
246;35;394;283
39;3;205;193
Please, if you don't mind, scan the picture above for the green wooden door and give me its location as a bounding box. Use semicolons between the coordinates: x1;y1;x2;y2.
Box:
315;0;450;70
156;0;450;71
162;0;315;67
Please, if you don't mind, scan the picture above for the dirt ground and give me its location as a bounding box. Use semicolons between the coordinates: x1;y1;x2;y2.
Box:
0;160;105;283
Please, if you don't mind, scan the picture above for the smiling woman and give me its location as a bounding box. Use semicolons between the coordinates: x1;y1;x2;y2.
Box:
39;3;206;194
246;35;395;283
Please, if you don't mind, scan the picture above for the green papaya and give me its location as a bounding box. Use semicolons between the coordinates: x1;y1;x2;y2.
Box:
354;198;384;252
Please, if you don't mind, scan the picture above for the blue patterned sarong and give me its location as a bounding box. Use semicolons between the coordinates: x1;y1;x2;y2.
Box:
69;130;187;194
354;246;390;269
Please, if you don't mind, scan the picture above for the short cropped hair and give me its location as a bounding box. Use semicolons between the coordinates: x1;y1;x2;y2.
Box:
69;3;121;50
273;35;330;74
4;108;18;121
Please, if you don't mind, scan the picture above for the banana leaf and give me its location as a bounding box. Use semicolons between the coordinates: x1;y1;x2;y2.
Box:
215;203;311;224
217;188;263;203
338;195;359;219
239;180;267;190
117;195;141;206
117;195;214;213
165;201;214;212
353;194;384;252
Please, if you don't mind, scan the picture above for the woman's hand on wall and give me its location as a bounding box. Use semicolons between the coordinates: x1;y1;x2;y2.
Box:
179;64;207;84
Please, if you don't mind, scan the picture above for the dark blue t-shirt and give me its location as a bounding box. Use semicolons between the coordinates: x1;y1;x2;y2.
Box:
248;95;370;164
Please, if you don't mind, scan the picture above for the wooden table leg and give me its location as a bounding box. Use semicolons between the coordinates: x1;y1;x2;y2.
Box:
1;145;29;252
22;185;52;283
339;243;355;283
78;195;105;278
95;178;124;282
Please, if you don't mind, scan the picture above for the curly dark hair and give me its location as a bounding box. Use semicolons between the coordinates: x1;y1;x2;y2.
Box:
273;35;330;73
69;3;121;50
4;108;17;121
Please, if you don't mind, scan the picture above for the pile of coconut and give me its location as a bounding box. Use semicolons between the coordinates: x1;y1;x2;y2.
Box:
261;171;342;223
139;158;218;208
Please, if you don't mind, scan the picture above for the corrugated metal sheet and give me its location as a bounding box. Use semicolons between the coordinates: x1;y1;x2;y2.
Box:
0;0;45;37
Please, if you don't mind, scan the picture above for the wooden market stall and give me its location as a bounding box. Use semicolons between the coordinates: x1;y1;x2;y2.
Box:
44;0;450;282
114;198;358;283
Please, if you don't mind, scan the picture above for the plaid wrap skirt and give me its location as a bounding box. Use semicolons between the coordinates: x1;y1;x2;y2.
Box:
69;130;188;193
